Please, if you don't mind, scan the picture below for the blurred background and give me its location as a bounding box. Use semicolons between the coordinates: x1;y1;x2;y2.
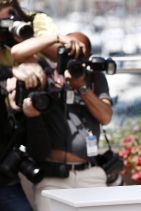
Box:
21;0;141;57
20;0;141;146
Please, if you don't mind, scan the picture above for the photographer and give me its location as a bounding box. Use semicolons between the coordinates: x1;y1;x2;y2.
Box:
0;0;59;210
0;0;59;44
18;32;113;211
0;9;47;205
11;30;86;63
0;64;44;211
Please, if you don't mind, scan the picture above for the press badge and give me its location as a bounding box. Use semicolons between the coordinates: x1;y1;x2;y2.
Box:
66;90;75;104
86;131;98;157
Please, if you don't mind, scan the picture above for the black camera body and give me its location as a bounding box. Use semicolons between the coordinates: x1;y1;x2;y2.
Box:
57;46;85;75
15;58;64;111
15;80;52;112
0;15;33;42
0;145;44;184
57;46;117;77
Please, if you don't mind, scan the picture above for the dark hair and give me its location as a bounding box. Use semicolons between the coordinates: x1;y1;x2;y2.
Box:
67;32;92;58
11;0;33;22
0;0;34;22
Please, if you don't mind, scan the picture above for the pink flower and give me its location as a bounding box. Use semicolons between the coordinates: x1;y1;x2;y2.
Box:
119;148;131;160
119;135;141;182
132;155;141;165
122;136;135;146
132;172;141;181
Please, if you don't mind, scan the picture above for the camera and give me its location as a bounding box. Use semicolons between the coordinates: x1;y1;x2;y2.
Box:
0;15;33;40
67;56;117;78
15;80;52;112
57;46;117;77
0;145;44;184
15;58;64;111
57;46;84;75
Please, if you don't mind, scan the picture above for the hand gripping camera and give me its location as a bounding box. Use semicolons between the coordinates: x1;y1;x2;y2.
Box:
15;58;64;111
57;46;84;75
57;46;117;77
15;80;51;111
0;145;44;184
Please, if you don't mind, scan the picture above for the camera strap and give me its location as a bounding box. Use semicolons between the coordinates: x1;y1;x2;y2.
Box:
102;128;112;150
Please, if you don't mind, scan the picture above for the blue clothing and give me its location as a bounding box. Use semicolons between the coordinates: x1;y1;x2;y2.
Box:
0;183;33;211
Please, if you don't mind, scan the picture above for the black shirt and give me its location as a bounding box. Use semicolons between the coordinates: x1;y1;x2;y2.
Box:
0;66;13;81
26;72;112;161
0;90;19;186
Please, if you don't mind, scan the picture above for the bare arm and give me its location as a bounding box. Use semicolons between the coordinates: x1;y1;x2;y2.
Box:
64;70;112;125
80;90;112;125
11;34;59;62
11;34;86;63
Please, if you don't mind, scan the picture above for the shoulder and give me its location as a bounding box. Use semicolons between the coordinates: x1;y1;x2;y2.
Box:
93;72;107;80
33;12;52;22
92;72;111;98
33;12;59;36
92;72;108;87
0;49;15;66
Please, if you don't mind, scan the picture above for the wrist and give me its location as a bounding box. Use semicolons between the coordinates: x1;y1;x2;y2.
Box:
26;114;41;119
56;34;60;43
24;112;41;118
78;85;90;95
12;67;17;77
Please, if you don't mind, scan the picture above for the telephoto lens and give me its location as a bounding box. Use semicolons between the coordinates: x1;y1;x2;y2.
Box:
20;157;44;184
0;146;22;177
0;18;33;40
88;56;116;74
0;145;44;184
18;145;44;184
10;21;33;39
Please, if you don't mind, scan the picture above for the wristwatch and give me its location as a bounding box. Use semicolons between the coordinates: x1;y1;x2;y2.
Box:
78;85;89;95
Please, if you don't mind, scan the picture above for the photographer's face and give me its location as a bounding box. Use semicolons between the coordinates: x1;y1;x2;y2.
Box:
0;6;13;19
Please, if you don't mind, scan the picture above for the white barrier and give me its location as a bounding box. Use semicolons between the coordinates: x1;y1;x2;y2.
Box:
42;185;141;211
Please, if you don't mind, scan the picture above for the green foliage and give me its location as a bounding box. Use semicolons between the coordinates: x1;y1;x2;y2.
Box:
100;118;141;149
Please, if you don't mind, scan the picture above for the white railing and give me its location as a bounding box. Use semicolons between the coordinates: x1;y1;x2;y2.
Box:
42;186;141;211
112;55;141;73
